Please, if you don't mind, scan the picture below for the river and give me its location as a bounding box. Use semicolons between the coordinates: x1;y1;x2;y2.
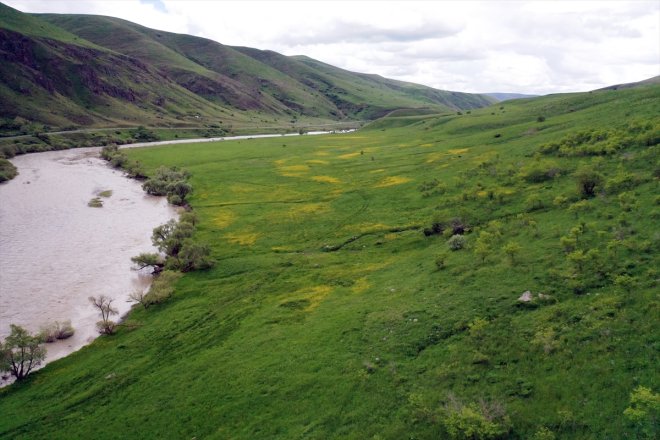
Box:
0;147;178;368
0;129;346;379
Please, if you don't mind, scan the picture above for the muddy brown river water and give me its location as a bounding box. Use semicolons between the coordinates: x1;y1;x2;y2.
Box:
0;147;178;365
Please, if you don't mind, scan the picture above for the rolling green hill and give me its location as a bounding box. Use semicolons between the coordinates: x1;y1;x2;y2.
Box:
1;82;657;439
0;3;494;136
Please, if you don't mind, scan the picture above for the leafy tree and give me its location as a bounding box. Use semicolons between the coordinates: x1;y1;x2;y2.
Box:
567;199;591;218
560;236;577;254
0;324;46;381
179;211;198;226
173;240;214;272
574;165;603;198
502;241;522;265
474;231;494;263
131;252;165;272
152;219;194;257
623;386;659;439
566;249;587;273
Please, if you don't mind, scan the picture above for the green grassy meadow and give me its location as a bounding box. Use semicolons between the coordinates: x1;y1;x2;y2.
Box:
0;85;658;439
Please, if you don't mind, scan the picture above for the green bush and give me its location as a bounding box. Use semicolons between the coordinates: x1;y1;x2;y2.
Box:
574;166;603;198
518;160;560;183
0;158;17;182
442;396;511;440
623;386;659;439
447;234;467;251
142;166;192;205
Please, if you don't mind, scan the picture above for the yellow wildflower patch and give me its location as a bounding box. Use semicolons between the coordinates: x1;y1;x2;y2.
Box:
370;169;385;173
384;233;398;241
279;164;310;177
359;260;394;272
306;159;329;165
421;143;434;147
290;203;329;216
214;210;235;229
229;184;254;194
224;231;259;246
338;152;361;159
477;190;488;198
352;278;370;294
374;176;412;188
281;164;309;172
315;151;330;157
426;152;444;163
312;175;341;184
284;285;333;311
448;148;469;154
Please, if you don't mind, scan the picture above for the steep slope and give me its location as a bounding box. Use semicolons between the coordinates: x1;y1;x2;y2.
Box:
1;83;657;439
40;14;494;120
0;4;494;133
0;3;244;130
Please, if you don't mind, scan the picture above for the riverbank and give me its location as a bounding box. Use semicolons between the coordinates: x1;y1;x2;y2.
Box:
0;147;179;376
0;128;357;183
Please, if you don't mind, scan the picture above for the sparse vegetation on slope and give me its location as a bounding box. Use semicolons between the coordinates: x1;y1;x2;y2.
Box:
0;3;493;140
0;83;657;439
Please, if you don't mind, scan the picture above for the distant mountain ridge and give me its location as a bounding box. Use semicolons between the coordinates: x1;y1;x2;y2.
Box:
0;3;494;132
597;75;660;91
485;93;538;102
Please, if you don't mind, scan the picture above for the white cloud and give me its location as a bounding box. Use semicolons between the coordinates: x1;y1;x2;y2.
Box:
4;0;659;95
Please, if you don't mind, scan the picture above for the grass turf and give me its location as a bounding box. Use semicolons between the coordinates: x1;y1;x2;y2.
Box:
0;84;658;439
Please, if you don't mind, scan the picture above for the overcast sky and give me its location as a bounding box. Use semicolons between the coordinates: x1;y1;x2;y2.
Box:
5;0;660;94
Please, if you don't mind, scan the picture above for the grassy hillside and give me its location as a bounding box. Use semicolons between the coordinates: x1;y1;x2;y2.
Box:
0;3;493;138
1;84;658;438
40;13;493;120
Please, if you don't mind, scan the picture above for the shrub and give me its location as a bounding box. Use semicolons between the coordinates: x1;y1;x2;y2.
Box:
0;158;18;182
130;270;182;308
442;395;511;440
448;234;466;251
623;386;659;439
531;427;556;440
614;274;636;294
39;321;75;342
574;166;603;198
518;160;560;183
435;254;447;270
502;241;521;265
525;194;545;212
474;231;494;263
143;166;192;204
